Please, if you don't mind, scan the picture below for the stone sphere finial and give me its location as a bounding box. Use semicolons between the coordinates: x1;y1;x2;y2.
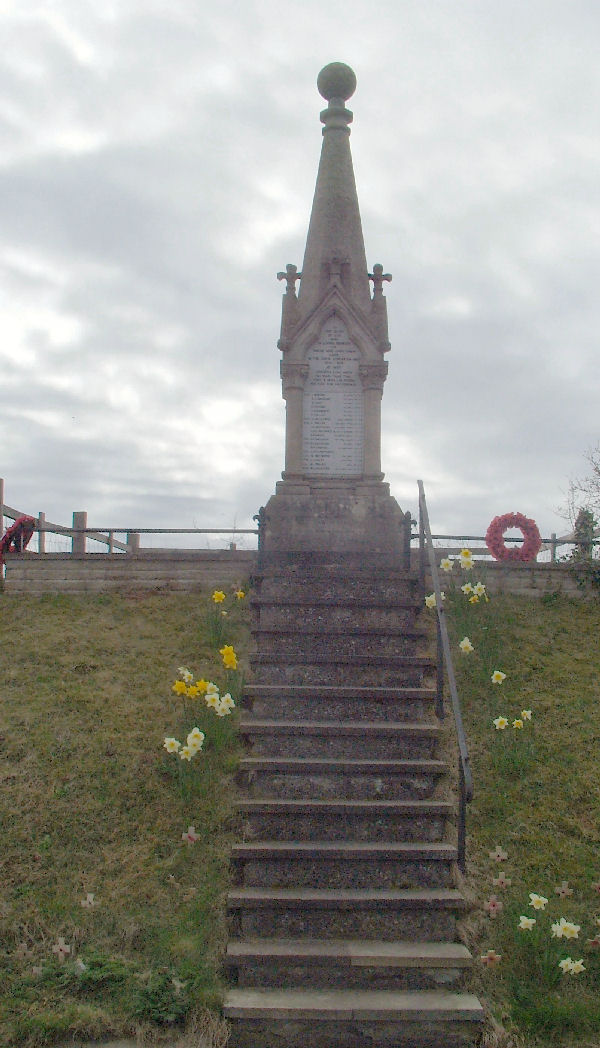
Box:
317;62;356;102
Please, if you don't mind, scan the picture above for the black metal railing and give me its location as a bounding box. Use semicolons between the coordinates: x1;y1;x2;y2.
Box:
418;480;473;872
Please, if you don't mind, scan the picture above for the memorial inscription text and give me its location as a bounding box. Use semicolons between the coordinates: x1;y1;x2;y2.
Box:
302;317;364;476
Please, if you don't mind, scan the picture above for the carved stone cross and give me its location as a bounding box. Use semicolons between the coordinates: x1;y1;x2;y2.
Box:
277;263;302;295
368;263;392;297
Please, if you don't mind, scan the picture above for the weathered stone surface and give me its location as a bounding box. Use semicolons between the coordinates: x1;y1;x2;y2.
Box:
236;757;447;800
235;798;451;842
239;720;439;760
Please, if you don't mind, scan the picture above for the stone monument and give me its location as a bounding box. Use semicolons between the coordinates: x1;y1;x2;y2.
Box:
262;62;407;555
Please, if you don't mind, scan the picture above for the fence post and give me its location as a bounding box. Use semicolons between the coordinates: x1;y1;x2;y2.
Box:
38;512;46;554
127;532;140;553
72;512;87;554
0;478;4;534
550;532;557;563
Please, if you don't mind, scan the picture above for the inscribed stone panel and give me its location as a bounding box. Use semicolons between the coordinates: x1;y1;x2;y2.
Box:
302;316;364;476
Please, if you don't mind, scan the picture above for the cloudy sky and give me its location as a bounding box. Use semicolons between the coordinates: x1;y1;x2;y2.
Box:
1;0;598;548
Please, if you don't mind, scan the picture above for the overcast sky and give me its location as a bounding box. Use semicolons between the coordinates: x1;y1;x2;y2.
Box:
1;0;598;547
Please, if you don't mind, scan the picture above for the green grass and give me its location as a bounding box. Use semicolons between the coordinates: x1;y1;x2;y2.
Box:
442;572;600;1047
2;577;600;1047
0;587;250;1047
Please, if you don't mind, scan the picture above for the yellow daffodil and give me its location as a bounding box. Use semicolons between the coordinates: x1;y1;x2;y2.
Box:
186;685;200;698
196;679;209;694
439;558;453;572
220;644;238;669
172;680;188;695
491;670;506;684
212;590;226;603
163;737;181;753
493;716;508;730
521;709;532;720
469;594;479;604
529;893;548;910
513;718;524;730
234;589;246;599
519;916;536;930
459;636;474;654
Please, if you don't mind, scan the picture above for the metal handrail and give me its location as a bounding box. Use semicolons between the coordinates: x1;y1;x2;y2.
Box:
418;480;473;872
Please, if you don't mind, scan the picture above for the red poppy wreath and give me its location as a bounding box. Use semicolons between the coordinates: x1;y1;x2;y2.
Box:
485;512;542;563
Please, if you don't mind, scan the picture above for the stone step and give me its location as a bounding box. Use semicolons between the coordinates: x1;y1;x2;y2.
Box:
250;653;435;687
241;684;436;722
255;604;420;630
239;719;440;760
227;887;470;941
231;841;456;890
237;757;448;800
236;798;452;842
226;937;473;991
251;627;427;658
257;578;421;605
224;988;484;1048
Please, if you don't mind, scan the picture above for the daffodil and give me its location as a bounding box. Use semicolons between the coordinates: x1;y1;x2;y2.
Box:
172;680;188;695
518;916;536;930
179;745;194;761
180;668;193;683
469;594;479;604
212;590;226;603
559;957;574;973
425;593;436;609
196;679;209;694
186;685;200;698
460;548;474;570
440;558;453;572
473;582;486;596
521;709;532;720
461;582;473;594
234;589;246;599
552;918;580;939
220;644;238;669
205;691;221;710
206;681;218;694
459;637;474;654
493;716;508;730
187;728;205;752
570;959;586;974
513;718;524;730
219;693;235;714
163;737;181;753
529;893;548;910
491;670;506;684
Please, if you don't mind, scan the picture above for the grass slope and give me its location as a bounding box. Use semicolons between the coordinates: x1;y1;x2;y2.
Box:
0;589;249;1047
1;584;599;1047
444;583;600;1047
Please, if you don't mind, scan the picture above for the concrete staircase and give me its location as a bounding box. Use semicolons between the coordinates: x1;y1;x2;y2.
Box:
224;553;484;1048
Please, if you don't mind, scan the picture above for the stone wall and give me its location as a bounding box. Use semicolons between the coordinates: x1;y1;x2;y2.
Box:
2;550;257;595
1;550;590;599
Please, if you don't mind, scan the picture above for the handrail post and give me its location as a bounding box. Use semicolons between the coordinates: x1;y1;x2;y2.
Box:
126;532;140;553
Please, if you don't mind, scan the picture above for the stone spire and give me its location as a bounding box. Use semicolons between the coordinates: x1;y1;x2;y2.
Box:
297;62;371;319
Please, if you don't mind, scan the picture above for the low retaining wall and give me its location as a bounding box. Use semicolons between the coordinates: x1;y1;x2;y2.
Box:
1;551;590;599
2;550;257;595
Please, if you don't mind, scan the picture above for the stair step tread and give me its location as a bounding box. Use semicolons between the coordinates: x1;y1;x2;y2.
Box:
228;887;469;909
252;627;426;637
224;987;484;1020
243;685;436;699
232;841;456;858
251;596;421;608
239;757;447;771
235;799;452;813
240;719;439;735
226;938;473;966
251;654;434;665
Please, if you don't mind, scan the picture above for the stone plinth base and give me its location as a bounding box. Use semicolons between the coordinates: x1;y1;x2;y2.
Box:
261;482;409;556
